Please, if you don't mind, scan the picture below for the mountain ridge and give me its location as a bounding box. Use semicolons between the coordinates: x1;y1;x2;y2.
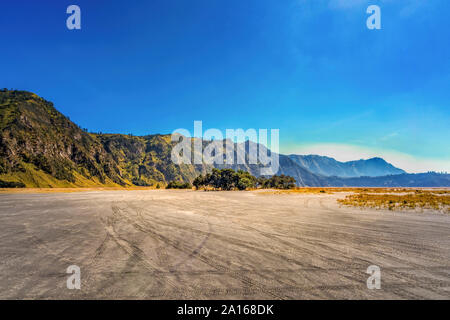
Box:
288;154;406;178
1;90;448;188
0;90;212;187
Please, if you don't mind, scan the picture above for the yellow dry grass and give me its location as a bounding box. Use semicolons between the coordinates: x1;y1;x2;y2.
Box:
261;187;450;195
0;186;158;194
261;188;334;195
338;192;450;212
260;188;450;212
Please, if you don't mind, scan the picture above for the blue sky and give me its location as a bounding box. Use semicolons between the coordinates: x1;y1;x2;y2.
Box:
1;0;449;172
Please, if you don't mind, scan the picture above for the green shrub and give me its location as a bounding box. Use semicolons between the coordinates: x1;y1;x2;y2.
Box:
0;179;25;188
166;181;192;189
131;178;152;187
192;169;295;191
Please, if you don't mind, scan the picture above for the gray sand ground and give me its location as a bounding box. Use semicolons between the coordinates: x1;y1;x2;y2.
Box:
0;190;449;299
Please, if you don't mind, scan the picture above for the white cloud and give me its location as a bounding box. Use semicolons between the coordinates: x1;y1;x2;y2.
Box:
283;143;450;173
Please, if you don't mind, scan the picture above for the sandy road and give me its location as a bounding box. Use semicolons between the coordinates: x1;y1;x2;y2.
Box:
0;190;449;299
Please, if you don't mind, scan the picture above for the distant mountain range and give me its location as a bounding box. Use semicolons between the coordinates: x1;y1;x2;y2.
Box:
215;142;449;187
1;90;449;188
288;154;406;178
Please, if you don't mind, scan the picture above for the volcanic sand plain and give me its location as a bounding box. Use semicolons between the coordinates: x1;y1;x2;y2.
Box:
0;189;449;299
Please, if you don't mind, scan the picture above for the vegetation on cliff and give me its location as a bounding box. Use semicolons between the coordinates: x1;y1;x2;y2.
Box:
1;90;448;189
0;90;208;187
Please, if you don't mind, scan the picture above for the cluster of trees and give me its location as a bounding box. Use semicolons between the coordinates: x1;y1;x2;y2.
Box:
131;178;152;187
257;174;297;190
29;154;75;183
0;179;25;188
166;181;192;189
192;168;296;191
193;169;255;191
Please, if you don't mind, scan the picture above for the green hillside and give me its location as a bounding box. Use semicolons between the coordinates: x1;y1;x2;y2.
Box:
0;90;208;187
2;90;448;188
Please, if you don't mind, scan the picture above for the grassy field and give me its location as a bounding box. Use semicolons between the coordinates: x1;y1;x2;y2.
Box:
264;187;450;194
0;186;159;194
337;191;450;213
261;188;450;213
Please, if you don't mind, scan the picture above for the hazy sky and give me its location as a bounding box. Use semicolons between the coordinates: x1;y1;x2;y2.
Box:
1;0;449;172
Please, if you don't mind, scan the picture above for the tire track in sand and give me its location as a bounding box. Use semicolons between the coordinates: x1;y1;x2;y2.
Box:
119;202;287;300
